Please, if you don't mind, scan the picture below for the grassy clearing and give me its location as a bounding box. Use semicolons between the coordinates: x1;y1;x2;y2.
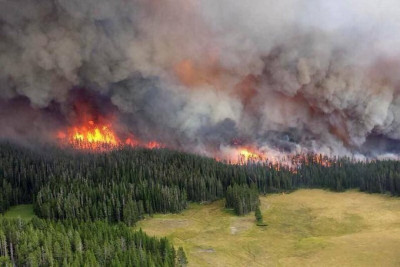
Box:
3;204;35;221
137;189;400;266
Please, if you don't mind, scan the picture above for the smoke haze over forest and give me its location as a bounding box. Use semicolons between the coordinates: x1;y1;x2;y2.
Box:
2;0;400;159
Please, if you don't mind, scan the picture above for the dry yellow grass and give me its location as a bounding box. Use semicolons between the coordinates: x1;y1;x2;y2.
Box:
137;189;400;266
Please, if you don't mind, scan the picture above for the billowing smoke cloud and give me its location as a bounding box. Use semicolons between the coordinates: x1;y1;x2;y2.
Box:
1;0;400;157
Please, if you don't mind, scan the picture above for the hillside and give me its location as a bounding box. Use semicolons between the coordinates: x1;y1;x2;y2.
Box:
1;143;400;266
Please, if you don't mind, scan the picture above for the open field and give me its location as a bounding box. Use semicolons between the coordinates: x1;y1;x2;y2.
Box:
3;204;35;221
137;189;400;266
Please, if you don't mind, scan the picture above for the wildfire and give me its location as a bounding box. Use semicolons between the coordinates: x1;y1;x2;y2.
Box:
220;144;335;172
57;120;118;150
219;146;269;164
56;116;333;170
57;120;162;151
290;154;333;168
238;148;266;163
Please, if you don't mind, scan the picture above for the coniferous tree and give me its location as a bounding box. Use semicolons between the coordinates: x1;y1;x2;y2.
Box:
255;205;263;223
176;247;188;267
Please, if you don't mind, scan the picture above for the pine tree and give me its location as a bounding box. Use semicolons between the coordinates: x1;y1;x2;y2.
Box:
255;205;263;223
176;247;188;267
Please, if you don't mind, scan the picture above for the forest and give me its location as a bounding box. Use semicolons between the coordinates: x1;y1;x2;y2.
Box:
1;142;399;220
0;217;183;266
1;142;400;265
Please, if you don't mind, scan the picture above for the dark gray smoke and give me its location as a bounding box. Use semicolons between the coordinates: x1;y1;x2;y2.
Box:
1;0;400;158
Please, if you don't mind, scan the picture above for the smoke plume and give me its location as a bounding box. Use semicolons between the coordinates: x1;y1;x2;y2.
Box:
1;0;400;158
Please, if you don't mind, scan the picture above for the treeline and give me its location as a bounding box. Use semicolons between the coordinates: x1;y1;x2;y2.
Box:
0;217;184;266
295;155;400;194
1;143;400;224
35;180;187;226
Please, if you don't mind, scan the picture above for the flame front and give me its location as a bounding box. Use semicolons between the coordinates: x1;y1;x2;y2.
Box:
57;120;162;151
219;146;269;164
73;121;118;145
238;148;266;163
219;145;334;172
57;119;333;169
57;120;119;150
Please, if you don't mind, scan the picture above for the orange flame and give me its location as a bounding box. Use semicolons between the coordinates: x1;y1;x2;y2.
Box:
57;120;119;150
220;146;268;164
57;120;163;151
237;148;266;163
219;145;334;172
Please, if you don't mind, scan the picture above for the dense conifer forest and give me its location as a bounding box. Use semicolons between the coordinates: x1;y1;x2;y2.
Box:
1;142;399;220
0;217;181;266
225;184;259;215
1;142;400;265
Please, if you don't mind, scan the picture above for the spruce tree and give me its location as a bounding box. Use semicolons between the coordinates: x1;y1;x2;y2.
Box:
176;247;188;267
255;205;263;224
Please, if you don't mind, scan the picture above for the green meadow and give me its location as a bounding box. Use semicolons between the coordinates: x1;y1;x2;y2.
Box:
137;189;400;267
3;204;35;221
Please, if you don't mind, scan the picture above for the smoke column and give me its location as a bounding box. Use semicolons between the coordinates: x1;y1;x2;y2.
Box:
1;0;400;158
